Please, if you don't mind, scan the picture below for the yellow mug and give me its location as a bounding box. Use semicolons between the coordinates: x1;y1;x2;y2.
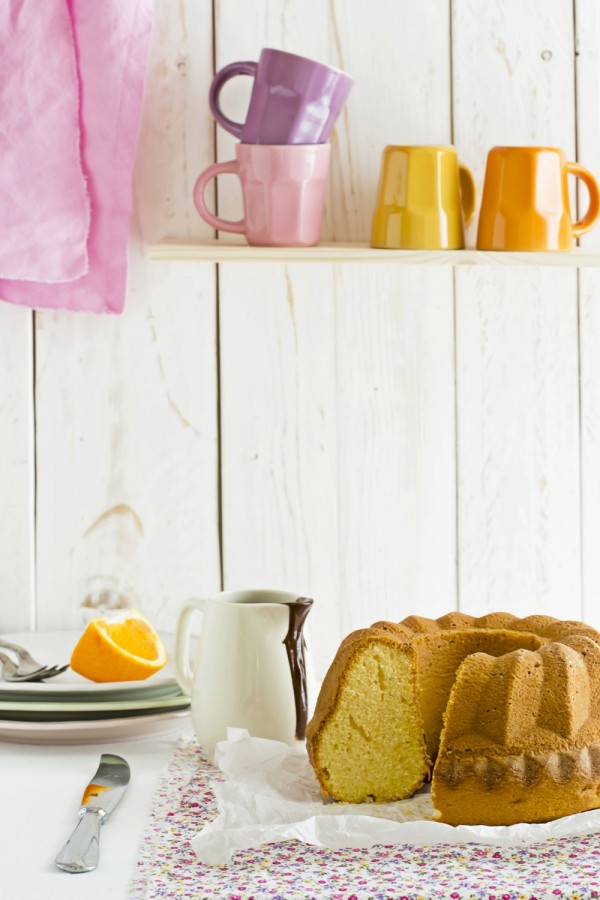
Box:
477;146;600;251
371;145;476;250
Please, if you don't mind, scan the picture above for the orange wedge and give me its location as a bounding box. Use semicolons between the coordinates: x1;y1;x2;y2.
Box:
70;609;167;682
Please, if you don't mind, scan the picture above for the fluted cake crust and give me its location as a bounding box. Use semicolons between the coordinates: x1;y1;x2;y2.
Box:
306;612;600;825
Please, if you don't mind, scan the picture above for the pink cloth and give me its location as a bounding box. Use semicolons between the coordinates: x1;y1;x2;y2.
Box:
0;0;89;283
0;0;153;314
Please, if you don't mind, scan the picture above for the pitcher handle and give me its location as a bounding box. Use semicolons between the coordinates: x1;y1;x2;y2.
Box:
459;163;477;227
174;597;207;696
566;161;600;238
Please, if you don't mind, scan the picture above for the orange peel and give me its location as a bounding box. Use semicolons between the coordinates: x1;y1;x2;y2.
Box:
70;609;167;682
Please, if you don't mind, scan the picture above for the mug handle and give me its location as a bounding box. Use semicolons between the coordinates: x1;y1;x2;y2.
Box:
567;161;600;237
193;161;246;234
174;597;207;696
459;164;477;227
209;61;258;138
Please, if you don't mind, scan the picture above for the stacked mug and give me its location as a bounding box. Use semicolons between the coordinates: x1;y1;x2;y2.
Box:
194;48;353;247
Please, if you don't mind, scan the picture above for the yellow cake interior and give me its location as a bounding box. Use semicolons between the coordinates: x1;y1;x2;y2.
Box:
314;642;428;803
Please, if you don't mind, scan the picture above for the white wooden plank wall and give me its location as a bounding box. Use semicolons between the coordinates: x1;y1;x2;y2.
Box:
215;0;340;672
1;0;600;676
453;0;581;620
216;0;456;672
0;308;34;630
34;1;221;634
576;0;600;631
324;4;457;641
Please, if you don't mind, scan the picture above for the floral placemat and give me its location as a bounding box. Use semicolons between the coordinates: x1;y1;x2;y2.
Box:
129;738;600;900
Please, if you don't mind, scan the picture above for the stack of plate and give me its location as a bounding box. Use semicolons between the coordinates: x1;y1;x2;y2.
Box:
0;630;191;744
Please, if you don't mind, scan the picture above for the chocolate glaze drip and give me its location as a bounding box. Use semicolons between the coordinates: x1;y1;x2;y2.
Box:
283;597;314;740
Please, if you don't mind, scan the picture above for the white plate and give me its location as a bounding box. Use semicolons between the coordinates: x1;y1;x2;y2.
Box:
0;630;179;696
0;708;192;745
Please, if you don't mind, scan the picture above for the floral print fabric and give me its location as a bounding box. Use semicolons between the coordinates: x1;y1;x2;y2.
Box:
130;739;600;899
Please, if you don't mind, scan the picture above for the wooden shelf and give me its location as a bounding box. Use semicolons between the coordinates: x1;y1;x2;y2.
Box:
149;240;600;267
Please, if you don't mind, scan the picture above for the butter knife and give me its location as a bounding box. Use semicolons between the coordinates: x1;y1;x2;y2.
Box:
55;753;130;873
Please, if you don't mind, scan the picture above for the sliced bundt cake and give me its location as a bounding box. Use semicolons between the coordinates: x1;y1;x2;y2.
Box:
306;612;600;825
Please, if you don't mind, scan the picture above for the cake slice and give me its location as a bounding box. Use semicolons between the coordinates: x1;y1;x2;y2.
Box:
306;627;430;802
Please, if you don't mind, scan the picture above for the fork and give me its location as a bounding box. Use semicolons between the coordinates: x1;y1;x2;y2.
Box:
0;642;69;682
0;651;69;682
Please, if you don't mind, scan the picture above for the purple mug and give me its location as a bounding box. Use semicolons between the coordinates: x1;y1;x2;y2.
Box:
209;48;353;145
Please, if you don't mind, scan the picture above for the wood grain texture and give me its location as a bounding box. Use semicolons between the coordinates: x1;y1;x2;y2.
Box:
334;265;456;635
216;0;456;677
322;0;456;636
219;264;339;674
453;0;581;618
0;308;34;631
324;0;451;242
575;0;600;630
150;242;600;266
220;264;456;673
134;0;216;243
215;0;339;678
34;0;220;633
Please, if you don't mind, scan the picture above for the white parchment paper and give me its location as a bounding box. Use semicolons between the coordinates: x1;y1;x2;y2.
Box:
191;729;600;866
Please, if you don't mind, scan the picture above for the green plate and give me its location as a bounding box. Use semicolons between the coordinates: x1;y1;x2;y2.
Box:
0;691;190;717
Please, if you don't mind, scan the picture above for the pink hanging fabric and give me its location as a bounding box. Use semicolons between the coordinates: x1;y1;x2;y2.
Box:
0;0;154;314
0;0;89;283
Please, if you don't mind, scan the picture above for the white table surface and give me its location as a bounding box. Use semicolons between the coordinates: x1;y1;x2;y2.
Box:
0;724;192;900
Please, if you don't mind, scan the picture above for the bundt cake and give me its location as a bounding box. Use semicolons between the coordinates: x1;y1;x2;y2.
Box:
306;612;600;825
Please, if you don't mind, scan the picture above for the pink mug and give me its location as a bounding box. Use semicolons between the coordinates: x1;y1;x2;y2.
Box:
193;144;330;247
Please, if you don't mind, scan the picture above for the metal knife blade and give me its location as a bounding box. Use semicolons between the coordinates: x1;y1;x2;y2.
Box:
55;753;130;874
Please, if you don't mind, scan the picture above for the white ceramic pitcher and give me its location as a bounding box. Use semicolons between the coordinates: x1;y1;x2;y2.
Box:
174;589;315;763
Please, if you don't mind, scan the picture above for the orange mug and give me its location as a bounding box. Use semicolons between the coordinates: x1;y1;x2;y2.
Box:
477;146;600;251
